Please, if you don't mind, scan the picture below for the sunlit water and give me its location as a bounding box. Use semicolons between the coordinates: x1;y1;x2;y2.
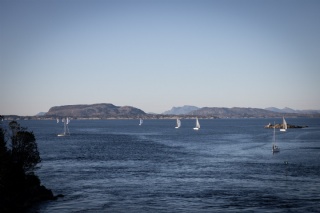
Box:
14;118;320;212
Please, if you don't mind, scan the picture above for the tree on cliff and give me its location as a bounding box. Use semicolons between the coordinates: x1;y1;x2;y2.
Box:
9;121;41;174
0;120;55;212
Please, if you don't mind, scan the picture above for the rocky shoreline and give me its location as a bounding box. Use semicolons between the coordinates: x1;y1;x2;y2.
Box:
0;120;63;212
264;123;308;129
2;175;64;212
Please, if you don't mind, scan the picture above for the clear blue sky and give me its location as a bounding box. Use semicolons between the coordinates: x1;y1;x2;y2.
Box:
1;0;320;115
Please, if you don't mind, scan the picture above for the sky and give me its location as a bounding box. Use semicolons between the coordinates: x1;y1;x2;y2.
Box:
1;0;320;115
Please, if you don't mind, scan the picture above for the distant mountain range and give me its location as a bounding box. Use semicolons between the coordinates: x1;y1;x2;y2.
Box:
161;106;320;118
162;105;199;115
265;107;320;114
45;103;146;118
3;104;319;120
189;107;281;118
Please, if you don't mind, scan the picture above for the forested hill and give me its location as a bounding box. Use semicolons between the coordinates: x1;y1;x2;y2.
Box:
189;107;283;118
45;103;146;118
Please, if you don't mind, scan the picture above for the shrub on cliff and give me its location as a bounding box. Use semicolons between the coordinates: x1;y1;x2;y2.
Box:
0;120;55;212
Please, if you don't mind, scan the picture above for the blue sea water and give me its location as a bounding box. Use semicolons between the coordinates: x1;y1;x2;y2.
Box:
15;118;320;212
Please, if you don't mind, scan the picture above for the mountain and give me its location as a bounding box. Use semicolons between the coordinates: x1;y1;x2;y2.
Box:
162;105;199;115
265;107;320;114
35;112;46;116
265;107;297;113
190;107;282;118
45;103;146;118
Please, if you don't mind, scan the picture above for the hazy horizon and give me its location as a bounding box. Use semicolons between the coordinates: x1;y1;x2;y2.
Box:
1;103;320;116
1;0;320;116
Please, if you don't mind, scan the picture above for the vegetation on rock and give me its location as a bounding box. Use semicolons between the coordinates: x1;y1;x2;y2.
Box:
0;120;58;212
45;103;146;118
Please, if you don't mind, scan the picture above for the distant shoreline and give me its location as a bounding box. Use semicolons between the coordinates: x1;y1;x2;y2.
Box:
1;114;320;121
4;105;319;120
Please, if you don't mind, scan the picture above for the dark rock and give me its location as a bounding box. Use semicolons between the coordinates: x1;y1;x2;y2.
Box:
264;123;308;128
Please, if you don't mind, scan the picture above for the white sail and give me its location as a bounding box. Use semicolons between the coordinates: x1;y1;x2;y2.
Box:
58;117;70;136
57;118;59;123
280;117;287;132
175;119;181;129
139;118;143;126
193;118;200;130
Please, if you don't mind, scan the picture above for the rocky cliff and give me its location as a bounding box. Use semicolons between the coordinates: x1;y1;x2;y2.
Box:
45;103;146;118
264;123;308;129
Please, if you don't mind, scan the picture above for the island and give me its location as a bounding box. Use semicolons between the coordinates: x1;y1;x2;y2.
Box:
264;123;308;129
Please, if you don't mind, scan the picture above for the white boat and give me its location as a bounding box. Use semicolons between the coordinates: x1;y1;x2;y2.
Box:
56;118;59;123
175;118;181;129
139;118;143;126
272;122;280;153
193;118;200;130
280;117;287;132
58;117;70;137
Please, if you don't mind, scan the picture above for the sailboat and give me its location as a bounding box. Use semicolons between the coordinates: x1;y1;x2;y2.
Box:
58;117;70;137
139;118;143;126
272;122;280;153
175;118;181;129
280;117;287;132
193;118;200;130
56;118;59;123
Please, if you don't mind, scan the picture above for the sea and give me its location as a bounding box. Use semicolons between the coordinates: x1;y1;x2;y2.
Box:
13;118;320;212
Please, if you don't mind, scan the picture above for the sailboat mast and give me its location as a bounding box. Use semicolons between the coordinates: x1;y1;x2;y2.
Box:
274;125;275;144
64;120;67;134
273;122;276;145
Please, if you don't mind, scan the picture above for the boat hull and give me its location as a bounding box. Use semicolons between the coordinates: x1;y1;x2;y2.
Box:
280;129;286;132
272;145;280;153
58;133;69;137
193;128;199;130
